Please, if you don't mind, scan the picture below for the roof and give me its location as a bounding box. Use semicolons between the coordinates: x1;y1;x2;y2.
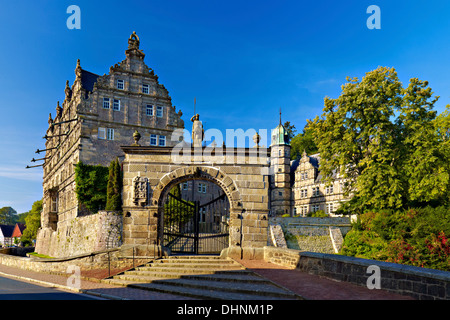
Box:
12;223;26;238
0;225;15;238
81;69;100;92
271;123;290;146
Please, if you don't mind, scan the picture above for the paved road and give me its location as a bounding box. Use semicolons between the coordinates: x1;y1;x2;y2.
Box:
0;275;102;300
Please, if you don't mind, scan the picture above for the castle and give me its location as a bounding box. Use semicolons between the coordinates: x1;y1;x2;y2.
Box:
34;33;352;258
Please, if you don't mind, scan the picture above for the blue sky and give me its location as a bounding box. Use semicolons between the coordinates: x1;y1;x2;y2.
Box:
1;0;450;213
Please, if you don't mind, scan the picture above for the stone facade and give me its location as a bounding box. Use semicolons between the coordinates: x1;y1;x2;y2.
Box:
120;144;271;259
291;151;353;216
36;32;183;257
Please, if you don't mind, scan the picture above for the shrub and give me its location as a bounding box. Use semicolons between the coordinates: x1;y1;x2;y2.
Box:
340;206;450;271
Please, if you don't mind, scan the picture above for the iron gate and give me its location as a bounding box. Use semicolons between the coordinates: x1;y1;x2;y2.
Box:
162;190;230;254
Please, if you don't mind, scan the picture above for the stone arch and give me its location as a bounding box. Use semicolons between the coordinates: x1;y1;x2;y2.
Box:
151;166;242;210
152;165;242;253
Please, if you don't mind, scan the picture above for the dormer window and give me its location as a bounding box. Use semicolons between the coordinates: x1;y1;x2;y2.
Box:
117;79;124;90
142;84;149;94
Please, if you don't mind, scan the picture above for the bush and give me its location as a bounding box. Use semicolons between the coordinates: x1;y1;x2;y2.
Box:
340;206;450;271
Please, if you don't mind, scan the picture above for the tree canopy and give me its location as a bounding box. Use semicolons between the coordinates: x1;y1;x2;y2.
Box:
309;66;450;212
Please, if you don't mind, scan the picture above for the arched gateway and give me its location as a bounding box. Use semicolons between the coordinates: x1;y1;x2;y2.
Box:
121;141;272;259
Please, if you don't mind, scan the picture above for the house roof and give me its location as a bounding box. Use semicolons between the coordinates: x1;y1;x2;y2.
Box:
11;223;26;238
80;69;100;92
0;225;15;238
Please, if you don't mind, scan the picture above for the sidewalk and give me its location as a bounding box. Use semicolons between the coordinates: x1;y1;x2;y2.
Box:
235;259;415;300
0;259;414;300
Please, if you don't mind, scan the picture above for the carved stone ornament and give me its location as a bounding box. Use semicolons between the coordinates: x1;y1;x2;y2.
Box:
133;176;148;206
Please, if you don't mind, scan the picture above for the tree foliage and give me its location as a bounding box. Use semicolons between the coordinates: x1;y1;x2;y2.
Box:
164;184;195;226
74;161;109;213
105;158;122;211
0;207;17;225
21;199;43;246
290;123;319;160
309;66;449;211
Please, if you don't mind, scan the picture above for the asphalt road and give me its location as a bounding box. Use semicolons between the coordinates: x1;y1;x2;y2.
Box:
0;275;102;300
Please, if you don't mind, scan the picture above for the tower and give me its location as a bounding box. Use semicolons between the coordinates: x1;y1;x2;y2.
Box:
270;110;292;216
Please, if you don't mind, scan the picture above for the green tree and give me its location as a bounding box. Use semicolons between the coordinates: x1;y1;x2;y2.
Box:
0;207;18;225
290;123;318;160
283;121;297;141
21;200;43;246
74;161;109;213
106;158;122;211
164;184;195;226
310;66;447;211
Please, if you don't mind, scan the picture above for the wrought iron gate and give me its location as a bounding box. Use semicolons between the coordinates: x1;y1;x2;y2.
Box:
162;190;229;254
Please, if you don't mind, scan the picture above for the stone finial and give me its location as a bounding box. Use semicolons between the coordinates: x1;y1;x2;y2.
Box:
253;131;261;147
75;59;82;78
56;101;62;117
132;130;141;146
128;31;140;50
65;80;72;99
48;113;53;125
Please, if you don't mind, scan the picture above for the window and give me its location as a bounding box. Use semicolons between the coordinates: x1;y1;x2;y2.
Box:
103;98;110;109
51;194;58;213
300;189;307;198
146;105;154;116
113;99;120;111
326;185;334;194
158;135;166;146
107;128;114;140
142;84;149;94
182;182;189;190
199;208;206;223
98;127;114;140
156;106;163;117
198;183;207;193
312;187;320;197
326;203;334;214
150;134;157;146
117;79;124;90
98;127;106;139
312;204;320;212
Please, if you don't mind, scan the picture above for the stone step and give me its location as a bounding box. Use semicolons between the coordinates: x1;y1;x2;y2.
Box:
136;264;244;271
127;281;301;300
146;278;300;299
116;269;252;280
106;255;303;300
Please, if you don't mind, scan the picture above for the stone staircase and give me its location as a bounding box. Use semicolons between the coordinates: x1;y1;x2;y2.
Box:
104;256;302;300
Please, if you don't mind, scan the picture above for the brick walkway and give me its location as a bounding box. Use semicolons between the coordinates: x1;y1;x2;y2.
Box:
0;259;415;300
234;259;415;300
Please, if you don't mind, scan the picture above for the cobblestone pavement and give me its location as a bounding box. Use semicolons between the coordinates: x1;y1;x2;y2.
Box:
0;259;415;300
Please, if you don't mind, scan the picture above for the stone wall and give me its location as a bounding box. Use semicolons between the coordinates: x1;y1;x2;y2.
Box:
263;247;450;300
0;247;149;276
35;211;123;258
269;217;351;253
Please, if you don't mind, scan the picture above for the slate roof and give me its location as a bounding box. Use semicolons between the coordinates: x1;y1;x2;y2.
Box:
81;69;100;92
0;225;14;238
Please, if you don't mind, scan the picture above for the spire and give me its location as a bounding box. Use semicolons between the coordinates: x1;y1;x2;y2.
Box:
279;108;282;125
